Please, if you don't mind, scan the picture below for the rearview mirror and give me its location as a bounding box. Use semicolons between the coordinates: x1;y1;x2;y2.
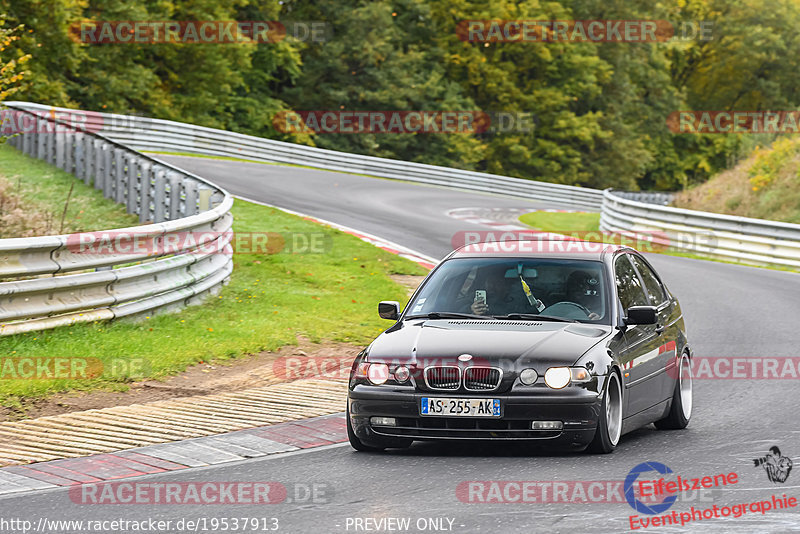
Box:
378;301;401;321
624;306;657;325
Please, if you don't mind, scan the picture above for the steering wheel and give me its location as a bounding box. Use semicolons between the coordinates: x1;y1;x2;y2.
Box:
541;301;592;319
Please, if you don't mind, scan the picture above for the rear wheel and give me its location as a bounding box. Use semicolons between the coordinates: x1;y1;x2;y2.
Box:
586;371;623;454
655;352;692;430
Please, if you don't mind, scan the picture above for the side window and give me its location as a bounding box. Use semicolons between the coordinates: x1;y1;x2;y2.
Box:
614;255;648;310
629;255;667;306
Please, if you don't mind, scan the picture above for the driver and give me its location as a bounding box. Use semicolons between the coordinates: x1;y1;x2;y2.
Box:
468;265;526;316
566;270;602;320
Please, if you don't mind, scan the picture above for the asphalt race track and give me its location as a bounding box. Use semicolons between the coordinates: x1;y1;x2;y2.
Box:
4;156;800;533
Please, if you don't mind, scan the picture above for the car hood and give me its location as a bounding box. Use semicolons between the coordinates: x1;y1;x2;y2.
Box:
367;319;612;369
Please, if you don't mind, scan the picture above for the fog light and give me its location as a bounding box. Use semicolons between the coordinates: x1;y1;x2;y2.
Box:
368;363;389;385
532;421;563;430
370;417;396;427
519;368;538;385
394;366;410;383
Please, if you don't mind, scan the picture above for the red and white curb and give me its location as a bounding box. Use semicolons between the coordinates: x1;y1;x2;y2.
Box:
0;413;347;497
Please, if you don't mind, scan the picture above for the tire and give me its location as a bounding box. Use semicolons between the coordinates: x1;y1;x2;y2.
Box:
586;371;623;454
655;352;692;430
346;411;412;452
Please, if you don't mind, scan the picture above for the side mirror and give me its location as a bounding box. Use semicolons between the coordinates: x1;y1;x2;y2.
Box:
378;301;401;321
624;306;657;325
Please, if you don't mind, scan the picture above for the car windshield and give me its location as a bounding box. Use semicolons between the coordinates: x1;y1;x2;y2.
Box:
405;257;609;324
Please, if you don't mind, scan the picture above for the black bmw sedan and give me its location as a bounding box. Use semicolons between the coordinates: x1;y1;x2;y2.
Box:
347;239;693;454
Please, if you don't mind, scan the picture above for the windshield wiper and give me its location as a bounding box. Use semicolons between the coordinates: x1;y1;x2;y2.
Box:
405;312;492;320
493;313;577;323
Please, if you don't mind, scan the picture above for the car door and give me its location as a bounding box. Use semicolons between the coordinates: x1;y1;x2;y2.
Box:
628;254;678;404
614;254;666;416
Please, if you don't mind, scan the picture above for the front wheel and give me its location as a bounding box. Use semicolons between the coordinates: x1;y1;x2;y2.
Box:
586;371;623;454
655;352;692;430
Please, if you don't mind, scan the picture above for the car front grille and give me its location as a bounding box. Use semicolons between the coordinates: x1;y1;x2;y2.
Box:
423;366;501;390
424;366;460;390
463;367;501;391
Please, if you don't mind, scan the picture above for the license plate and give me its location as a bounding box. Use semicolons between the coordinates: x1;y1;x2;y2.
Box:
420;398;500;417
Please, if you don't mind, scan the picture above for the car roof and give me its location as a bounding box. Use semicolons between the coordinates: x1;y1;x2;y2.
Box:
447;238;635;262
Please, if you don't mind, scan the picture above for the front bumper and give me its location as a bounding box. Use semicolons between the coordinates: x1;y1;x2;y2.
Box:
348;384;602;448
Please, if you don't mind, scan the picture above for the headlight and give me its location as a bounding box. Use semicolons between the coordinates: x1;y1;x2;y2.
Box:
367;363;389;385
544;367;571;389
519;368;538;385
543;366;593;388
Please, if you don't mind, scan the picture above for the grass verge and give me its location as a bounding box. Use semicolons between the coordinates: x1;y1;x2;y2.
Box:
0;197;427;409
0;143;138;237
518;211;601;233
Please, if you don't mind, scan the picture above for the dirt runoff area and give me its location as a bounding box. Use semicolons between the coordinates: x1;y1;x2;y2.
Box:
0;337;362;421
0;274;425;422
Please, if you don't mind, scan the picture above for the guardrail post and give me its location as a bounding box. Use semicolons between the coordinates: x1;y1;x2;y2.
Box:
198;187;212;212
102;144;113;198
167;171;182;220
73;132;84;178
55;130;65;169
126;156;139;215
93;139;104;190
114;148;126;204
36;122;46;159
153;167;167;223
81;134;93;185
65;131;75;174
22;130;31;155
138;161;152;222
184;180;198;216
45;126;55;165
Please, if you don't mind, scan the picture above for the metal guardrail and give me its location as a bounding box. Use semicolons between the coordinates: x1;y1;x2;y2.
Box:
5;101;794;341
612;191;675;206
600;189;800;268
5;102;606;211
0;104;234;335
